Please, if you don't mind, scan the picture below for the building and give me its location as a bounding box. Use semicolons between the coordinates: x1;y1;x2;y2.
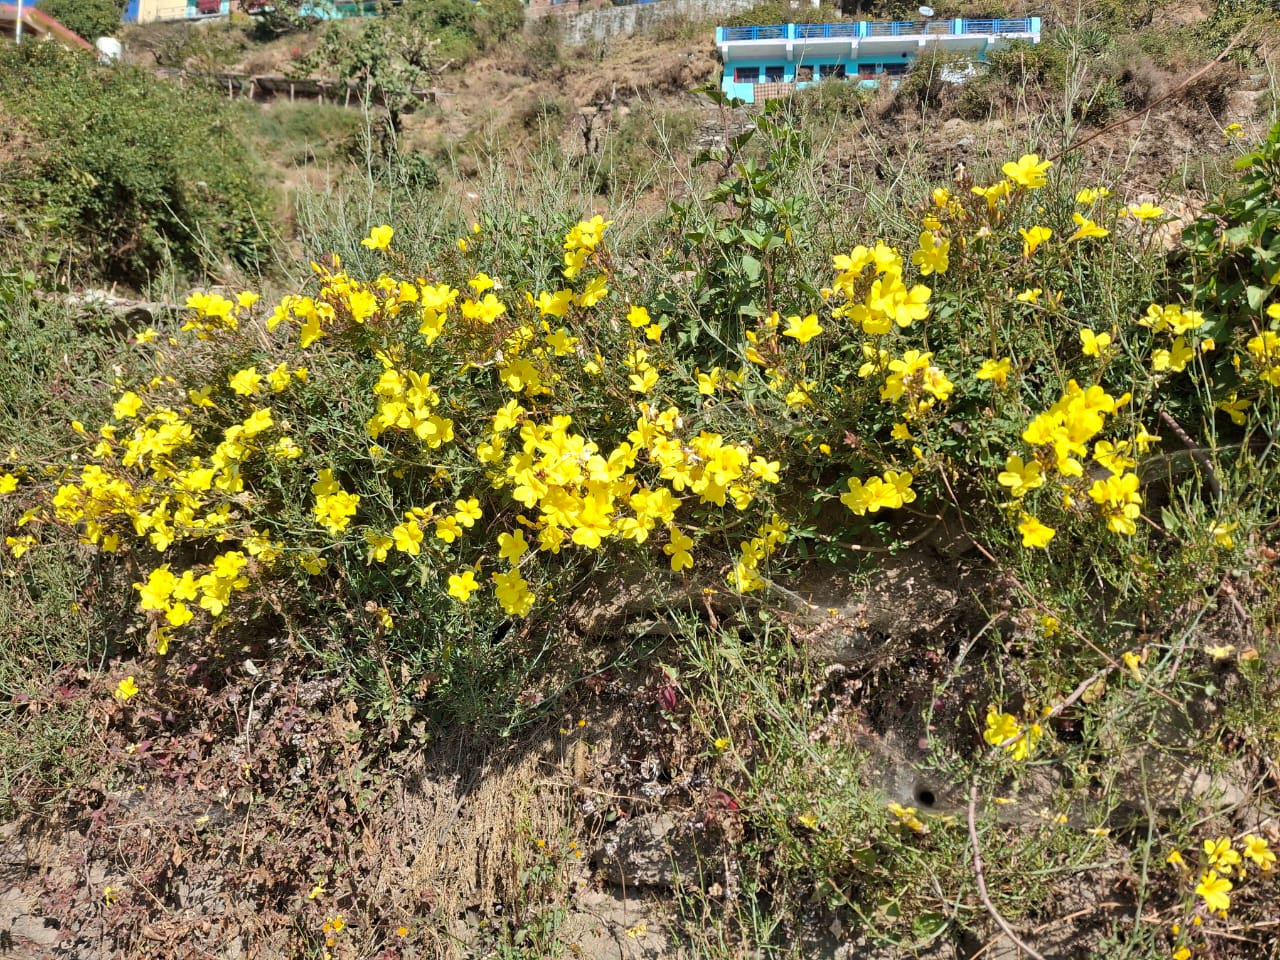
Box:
716;16;1042;103
123;0;194;23
0;3;96;49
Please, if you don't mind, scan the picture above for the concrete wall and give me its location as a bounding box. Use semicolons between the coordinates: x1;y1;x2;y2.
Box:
549;0;761;47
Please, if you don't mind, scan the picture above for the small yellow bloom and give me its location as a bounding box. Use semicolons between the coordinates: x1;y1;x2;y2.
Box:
1242;834;1275;871
976;357;1011;386
1123;202;1164;222
1067;212;1109;242
1080;328;1112;357
782;313;823;345
1195;869;1232;913
447;571;480;603
1018;515;1055;548
1121;650;1143;680
1002;153;1052;189
114;676;140;702
360;225;394;251
1019;225;1052;257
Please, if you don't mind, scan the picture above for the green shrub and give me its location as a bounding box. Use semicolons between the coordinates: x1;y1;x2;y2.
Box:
0;42;271;288
36;0;124;41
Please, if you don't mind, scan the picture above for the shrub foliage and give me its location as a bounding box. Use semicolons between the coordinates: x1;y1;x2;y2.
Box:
0;42;271;287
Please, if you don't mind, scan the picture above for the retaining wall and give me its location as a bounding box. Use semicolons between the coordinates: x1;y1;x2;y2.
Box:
537;0;762;47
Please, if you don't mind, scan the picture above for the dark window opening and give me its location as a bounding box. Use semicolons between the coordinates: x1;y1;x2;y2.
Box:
796;65;814;82
820;63;847;79
733;66;759;84
858;63;876;78
764;65;785;82
884;63;908;76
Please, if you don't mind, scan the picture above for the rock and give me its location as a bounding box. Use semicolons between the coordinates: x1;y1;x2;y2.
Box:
1102;703;1254;816
779;547;966;664
0;885;59;948
592;812;717;889
563;562;705;637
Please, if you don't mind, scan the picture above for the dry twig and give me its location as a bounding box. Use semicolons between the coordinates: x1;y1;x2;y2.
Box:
967;782;1047;960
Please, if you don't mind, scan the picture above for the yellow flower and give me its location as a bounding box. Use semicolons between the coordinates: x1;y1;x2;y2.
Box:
1080;328;1112;357
1121;650;1143;680
976;357;1011;386
997;455;1044;497
1018;515;1056;548
629;368;659;394
1002;153;1052;189
983;707;1019;747
229;367;263;397
1016;287;1042;303
447;571;480;603
664;525;694;572
782;313;823;345
1242;835;1275;871
493;569;535;616
360;225;394;251
1075;186;1112;204
1210;522;1237;550
497;529;529;562
911;230;950;275
112;391;143;420
696;367;722;396
626;305;651;328
1203;837;1242;870
1067;212;1109;242
1195;869;1232;913
1123;202;1164;221
114;676;140;702
1019;225;1052;258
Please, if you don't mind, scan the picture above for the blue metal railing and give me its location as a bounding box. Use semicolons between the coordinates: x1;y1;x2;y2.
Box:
793;22;859;39
717;18;1037;43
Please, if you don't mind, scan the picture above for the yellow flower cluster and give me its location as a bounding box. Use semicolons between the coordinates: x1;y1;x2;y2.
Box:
828;242;933;335
1168;834;1275;921
860;347;955;419
367;363;454;448
1245;329;1280;386
1141;303;1211;374
839;469;916;517
982;705;1044;762
1005;380;1149;544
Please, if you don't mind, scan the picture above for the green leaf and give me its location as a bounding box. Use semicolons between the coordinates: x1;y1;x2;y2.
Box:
741;255;762;282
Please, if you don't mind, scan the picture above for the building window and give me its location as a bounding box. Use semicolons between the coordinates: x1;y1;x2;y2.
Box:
733;66;759;84
858;63;876;78
796;65;814;82
764;65;784;82
884;63;908;76
820;63;847;79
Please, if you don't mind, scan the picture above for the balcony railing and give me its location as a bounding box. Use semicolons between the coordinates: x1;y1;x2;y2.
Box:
717;18;1037;43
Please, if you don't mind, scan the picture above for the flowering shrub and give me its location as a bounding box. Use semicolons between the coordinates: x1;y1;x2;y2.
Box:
2;125;1277;719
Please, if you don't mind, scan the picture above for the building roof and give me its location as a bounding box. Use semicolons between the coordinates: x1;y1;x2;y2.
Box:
0;3;96;51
